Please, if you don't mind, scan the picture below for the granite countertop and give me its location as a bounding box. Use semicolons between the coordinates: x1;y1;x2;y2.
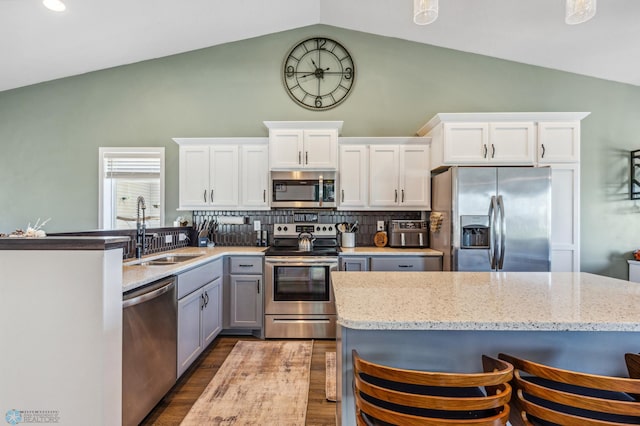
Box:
339;247;442;256
331;271;640;332
123;246;266;292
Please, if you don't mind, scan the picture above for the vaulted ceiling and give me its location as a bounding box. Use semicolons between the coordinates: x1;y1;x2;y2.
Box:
1;0;638;92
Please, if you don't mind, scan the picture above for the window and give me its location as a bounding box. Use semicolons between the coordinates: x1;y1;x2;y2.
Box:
99;147;164;230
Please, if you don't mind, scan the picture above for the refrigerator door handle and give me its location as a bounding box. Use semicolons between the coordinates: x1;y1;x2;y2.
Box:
488;196;498;269
497;195;506;269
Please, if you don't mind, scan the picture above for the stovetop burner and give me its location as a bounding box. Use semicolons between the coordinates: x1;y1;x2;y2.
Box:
266;222;339;257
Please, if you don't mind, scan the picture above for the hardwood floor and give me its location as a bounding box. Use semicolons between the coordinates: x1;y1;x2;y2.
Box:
142;336;337;425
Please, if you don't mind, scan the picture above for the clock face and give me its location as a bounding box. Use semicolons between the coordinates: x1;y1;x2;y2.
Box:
283;37;355;110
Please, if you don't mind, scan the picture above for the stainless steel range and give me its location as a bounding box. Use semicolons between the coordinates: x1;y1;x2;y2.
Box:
264;222;338;339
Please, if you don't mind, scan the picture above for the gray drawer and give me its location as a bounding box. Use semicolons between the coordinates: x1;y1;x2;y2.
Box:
370;256;442;272
177;258;223;299
229;256;263;274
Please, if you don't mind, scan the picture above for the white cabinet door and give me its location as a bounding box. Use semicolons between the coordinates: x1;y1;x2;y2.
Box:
177;289;203;377
399;145;430;208
179;145;210;208
201;278;222;347
209;145;239;207
489;122;535;164
443;123;489;164
241;145;269;208
229;275;262;328
369;145;400;206
304;129;338;168
550;163;580;272
339;145;368;208
269;129;304;168
538;122;580;163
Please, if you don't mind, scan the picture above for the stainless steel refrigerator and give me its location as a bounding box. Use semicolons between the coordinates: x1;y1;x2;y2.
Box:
431;166;551;272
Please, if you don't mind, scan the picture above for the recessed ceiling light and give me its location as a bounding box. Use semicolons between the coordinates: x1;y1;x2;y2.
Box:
42;0;66;12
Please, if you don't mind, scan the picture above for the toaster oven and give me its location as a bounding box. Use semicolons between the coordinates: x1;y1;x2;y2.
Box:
388;220;428;248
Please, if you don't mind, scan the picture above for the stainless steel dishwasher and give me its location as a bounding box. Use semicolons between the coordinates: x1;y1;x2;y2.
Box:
122;276;177;426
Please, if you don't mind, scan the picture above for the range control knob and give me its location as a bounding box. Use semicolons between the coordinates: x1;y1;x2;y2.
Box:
322;226;327;231
328;226;333;231
283;226;288;232
316;226;321;232
277;226;282;231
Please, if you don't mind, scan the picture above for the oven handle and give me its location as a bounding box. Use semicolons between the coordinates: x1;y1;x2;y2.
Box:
265;257;338;267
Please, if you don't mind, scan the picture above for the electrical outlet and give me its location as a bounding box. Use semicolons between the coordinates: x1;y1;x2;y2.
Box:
165;235;172;244
178;233;187;241
377;221;385;231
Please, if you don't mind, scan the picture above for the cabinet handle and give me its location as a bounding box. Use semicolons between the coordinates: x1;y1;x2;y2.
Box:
541;143;546;158
341;189;345;203
263;189;266;202
305;151;308;165
483;144;488;158
238;264;253;267
401;189;405;203
398;264;414;268
204;291;209;308
491;144;495;158
257;281;260;294
203;189;207;203
394;189;398;203
298;151;302;165
200;293;205;310
210;189;214;202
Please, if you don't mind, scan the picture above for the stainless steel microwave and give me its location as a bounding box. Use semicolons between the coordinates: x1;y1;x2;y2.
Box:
271;171;336;208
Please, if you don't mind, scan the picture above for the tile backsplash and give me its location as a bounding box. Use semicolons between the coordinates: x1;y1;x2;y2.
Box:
192;210;423;247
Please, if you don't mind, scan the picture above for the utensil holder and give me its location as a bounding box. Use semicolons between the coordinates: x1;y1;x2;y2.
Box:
342;232;355;248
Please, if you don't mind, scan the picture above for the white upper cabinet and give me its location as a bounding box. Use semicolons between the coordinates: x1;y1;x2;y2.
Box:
241;145;269;208
369;145;400;206
399;145;431;207
209;145;239;207
339;138;430;211
441;121;534;166
178;144;237;209
338;145;368;208
178;145;212;208
175;138;268;211
264;121;342;170
537;121;581;163
418;112;588;171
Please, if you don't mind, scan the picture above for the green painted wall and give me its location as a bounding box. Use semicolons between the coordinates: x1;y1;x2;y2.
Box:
1;24;639;278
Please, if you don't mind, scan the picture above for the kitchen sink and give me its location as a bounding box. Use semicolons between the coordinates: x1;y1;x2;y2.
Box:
130;254;203;266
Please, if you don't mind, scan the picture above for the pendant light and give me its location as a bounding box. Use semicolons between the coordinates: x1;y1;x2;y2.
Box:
565;0;596;25
42;0;66;12
414;0;438;25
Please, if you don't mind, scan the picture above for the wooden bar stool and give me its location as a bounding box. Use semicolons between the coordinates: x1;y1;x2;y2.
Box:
499;352;640;425
352;350;513;425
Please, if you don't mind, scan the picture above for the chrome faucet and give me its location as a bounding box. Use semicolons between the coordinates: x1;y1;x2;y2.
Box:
135;195;146;258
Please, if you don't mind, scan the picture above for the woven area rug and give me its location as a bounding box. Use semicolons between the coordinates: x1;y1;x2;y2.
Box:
325;351;336;402
181;340;313;425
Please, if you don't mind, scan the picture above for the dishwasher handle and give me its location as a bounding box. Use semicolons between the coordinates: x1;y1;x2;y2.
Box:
123;277;175;308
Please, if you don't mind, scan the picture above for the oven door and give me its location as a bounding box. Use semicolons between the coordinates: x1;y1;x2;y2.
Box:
265;257;337;315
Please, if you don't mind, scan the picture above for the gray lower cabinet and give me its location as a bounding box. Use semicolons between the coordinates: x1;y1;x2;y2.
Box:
340;257;369;271
177;258;223;378
226;256;263;330
369;256;442;271
229;275;262;328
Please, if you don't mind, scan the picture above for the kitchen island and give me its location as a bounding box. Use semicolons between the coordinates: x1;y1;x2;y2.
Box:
332;271;640;426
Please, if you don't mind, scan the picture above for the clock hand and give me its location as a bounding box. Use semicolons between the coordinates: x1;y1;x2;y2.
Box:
300;67;331;79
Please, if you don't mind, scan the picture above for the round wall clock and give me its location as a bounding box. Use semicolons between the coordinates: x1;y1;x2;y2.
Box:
283;37;355;110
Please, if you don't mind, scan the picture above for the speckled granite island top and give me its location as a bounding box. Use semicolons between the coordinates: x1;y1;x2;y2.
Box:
331;271;640;332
